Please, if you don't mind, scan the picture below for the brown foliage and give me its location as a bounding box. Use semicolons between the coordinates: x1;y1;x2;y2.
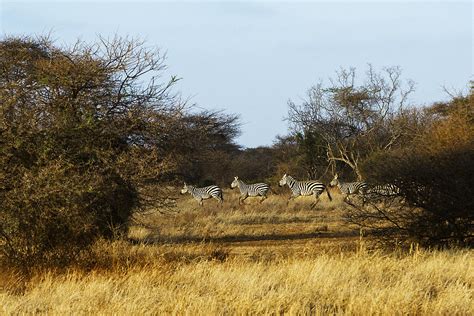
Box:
357;93;474;246
0;35;183;268
0;35;244;269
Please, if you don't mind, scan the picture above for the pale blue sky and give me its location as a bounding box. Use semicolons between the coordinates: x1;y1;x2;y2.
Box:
1;1;472;147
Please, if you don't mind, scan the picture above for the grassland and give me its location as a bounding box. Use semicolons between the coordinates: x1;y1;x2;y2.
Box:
1;189;473;315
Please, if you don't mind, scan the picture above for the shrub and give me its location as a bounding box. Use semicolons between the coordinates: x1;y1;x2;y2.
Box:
356;93;474;247
0;35;179;268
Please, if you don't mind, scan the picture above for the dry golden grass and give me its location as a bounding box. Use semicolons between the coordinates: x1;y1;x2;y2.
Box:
130;188;352;243
1;189;473;315
1;246;472;315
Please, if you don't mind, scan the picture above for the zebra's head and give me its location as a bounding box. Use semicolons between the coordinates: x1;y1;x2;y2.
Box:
180;183;190;194
330;174;339;187
231;177;239;189
279;174;288;187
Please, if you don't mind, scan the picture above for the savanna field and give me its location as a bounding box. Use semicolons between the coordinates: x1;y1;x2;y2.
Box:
1;190;473;315
1;34;472;316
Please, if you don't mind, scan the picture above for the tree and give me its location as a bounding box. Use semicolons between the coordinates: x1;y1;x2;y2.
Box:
0;35;184;267
174;110;241;186
271;135;307;182
0;35;244;268
231;146;277;183
287;65;415;180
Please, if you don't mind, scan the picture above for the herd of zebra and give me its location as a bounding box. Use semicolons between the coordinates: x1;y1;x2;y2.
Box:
180;174;400;206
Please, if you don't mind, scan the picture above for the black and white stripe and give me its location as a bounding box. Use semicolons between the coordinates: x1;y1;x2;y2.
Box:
330;174;368;196
279;174;332;204
366;184;400;197
231;176;270;204
180;183;223;206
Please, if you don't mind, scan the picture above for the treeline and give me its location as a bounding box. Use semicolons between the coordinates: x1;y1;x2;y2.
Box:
0;36;472;269
289;68;472;247
233;67;473;248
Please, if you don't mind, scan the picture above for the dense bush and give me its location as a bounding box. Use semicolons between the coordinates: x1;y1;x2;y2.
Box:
230;147;276;183
174;110;241;187
0;35;191;267
356;93;474;247
0;35;245;268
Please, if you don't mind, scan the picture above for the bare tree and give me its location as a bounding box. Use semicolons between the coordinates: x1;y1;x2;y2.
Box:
287;65;415;180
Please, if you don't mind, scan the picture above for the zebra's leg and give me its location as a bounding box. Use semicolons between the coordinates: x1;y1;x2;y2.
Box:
199;198;204;207
310;192;321;208
216;194;224;206
287;194;298;206
343;194;349;203
240;194;248;205
325;187;333;202
286;195;294;205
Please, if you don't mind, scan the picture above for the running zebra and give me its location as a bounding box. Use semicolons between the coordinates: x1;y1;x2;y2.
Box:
366;183;400;197
278;174;332;205
180;183;223;206
231;176;270;204
364;183;401;205
329;174;368;199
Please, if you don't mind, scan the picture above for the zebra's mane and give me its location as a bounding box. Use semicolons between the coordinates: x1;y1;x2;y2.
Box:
285;175;297;187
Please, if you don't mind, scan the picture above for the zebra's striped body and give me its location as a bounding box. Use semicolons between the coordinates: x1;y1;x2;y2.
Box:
366;184;400;197
231;177;270;204
279;174;332;205
330;174;368;197
181;183;223;206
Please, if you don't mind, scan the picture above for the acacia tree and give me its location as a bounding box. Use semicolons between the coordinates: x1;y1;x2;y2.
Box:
172;110;241;186
287;65;415;180
230;146;276;183
270;135;311;181
0;35;188;267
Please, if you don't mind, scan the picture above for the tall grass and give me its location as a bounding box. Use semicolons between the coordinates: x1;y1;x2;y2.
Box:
1;189;472;315
1;247;472;315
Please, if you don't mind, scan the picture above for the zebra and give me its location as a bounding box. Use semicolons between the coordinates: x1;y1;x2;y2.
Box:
180;183;223;206
230;176;270;204
363;183;401;205
366;184;400;197
278;174;332;206
329;173;368;201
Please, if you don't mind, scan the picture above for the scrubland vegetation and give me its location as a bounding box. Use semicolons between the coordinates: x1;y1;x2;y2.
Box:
2;250;473;315
0;35;472;314
1;193;473;315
